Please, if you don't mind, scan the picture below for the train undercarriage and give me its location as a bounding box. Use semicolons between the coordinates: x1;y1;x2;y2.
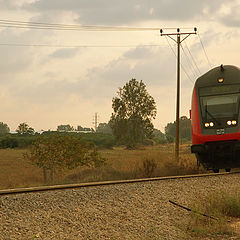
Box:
191;140;240;172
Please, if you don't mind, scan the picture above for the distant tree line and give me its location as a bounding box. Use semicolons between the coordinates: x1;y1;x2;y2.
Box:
0;79;191;149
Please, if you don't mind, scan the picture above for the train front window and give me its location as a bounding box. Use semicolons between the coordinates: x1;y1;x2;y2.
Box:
200;94;240;123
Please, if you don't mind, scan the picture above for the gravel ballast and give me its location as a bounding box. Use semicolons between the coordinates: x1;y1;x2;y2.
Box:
0;174;240;239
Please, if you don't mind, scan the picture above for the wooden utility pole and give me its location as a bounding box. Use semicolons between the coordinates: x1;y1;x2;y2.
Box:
93;112;99;132
160;28;197;162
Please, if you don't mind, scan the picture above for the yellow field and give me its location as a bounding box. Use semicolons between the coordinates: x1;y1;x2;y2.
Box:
0;144;198;190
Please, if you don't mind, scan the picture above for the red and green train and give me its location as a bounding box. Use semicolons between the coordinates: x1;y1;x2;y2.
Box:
191;65;240;172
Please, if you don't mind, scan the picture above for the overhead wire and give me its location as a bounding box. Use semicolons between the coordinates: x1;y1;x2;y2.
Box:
184;41;202;76
0;43;166;48
0;18;200;83
0;19;194;32
197;33;212;69
165;36;194;84
180;43;199;79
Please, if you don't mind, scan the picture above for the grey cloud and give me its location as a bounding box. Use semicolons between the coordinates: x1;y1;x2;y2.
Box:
219;6;240;27
24;0;226;24
12;79;77;104
10;45;176;104
123;47;155;59
49;48;78;59
0;0;18;9
0;30;34;77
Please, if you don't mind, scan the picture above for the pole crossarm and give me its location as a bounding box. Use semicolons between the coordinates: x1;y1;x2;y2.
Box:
160;27;197;163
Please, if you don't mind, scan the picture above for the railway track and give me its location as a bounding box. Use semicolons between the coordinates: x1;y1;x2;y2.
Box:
1;171;239;196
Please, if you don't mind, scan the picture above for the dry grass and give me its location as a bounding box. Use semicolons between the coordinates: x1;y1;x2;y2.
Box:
182;190;240;239
0;149;42;189
0;143;199;189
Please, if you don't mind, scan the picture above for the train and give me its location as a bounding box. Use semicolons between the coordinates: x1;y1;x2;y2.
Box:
191;65;240;172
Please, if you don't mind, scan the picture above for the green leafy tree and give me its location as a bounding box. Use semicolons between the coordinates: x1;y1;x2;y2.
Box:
24;135;105;183
16;122;34;135
165;116;191;143
110;78;157;148
77;126;94;132
57;124;74;132
0;122;10;135
96;123;113;134
153;128;166;144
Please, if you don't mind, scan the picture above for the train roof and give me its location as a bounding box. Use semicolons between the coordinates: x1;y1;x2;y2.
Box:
195;65;240;87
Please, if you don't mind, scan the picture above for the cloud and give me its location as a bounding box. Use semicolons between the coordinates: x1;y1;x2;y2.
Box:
218;5;240;27
8;45;176;105
23;0;227;25
49;48;78;59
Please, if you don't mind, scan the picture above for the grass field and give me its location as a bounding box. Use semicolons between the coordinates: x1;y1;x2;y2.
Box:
0;143;199;190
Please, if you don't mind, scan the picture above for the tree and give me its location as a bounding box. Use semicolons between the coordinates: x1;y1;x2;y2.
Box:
16;122;34;135
96;123;112;134
0;122;10;135
77;126;94;132
165;116;191;143
153;128;166;144
57;124;74;132
110;78;157;148
24;135;105;183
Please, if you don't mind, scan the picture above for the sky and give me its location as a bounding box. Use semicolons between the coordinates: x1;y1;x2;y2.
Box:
0;0;239;132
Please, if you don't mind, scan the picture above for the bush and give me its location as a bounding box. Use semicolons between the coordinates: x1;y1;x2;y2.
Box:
0;135;37;149
184;190;240;238
0;136;18;148
42;132;116;149
140;158;157;178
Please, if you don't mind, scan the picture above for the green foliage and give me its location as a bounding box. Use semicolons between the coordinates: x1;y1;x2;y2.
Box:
0;122;10;135
16;122;35;135
0;136;18;148
57;124;74;132
153;128;167;144
96;122;112;134
165;116;191;143
77;126;93;132
0;135;36;148
24;134;105;182
42;131;115;149
110;78;157;148
80;133;116;149
0;131;115;149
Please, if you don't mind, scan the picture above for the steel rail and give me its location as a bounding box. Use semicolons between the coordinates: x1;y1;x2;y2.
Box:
0;171;239;196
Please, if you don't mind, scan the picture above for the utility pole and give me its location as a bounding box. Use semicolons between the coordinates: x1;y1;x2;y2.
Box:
160;28;197;163
93;112;99;132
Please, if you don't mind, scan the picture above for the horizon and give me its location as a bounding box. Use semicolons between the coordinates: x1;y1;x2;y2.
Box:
0;0;239;132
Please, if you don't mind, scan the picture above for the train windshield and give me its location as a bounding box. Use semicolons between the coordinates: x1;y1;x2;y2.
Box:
201;93;240;120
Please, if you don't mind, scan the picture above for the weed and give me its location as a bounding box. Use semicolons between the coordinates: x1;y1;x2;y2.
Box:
183;191;240;238
140;158;157;178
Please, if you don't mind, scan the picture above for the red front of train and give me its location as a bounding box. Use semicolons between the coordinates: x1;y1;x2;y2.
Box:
191;65;240;171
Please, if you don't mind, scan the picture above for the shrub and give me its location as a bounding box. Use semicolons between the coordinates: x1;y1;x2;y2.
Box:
140;158;157;178
0;136;18;148
184;190;240;238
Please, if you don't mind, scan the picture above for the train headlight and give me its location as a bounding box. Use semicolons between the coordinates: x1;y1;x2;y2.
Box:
209;122;214;127
218;78;224;83
205;123;210;127
227;120;232;126
232;120;237;125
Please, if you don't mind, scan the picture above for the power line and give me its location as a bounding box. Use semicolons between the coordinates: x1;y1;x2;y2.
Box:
184;41;202;76
180;43;199;79
198;33;212;69
0;43;166;48
0;19;195;32
165;36;194;84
